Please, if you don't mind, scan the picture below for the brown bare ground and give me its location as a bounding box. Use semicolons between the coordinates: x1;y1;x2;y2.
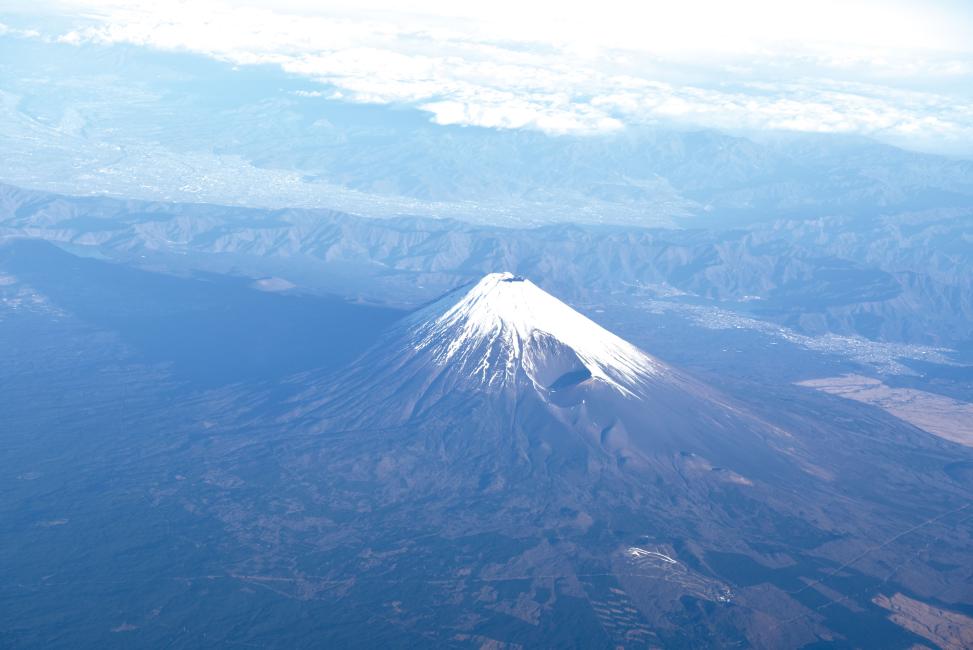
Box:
873;593;973;650
797;375;973;447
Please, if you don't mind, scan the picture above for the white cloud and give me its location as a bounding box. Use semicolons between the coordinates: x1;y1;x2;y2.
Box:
29;0;973;152
0;21;44;40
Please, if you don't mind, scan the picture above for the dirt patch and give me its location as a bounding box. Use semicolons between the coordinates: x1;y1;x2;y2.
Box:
873;592;973;650
797;375;973;447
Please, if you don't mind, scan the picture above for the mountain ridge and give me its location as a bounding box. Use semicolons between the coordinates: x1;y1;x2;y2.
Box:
3;181;970;347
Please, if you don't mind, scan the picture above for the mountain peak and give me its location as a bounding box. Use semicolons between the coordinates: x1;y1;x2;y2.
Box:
410;272;660;395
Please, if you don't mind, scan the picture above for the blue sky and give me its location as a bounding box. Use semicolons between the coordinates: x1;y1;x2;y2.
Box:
2;0;973;155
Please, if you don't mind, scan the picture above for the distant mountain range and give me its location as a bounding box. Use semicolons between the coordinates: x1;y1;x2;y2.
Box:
1;182;970;349
259;126;973;225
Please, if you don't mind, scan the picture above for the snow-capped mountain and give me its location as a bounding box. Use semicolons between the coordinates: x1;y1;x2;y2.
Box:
287;272;795;486
409;272;661;396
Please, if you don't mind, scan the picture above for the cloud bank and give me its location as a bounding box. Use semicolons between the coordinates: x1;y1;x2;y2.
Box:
27;0;973;153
